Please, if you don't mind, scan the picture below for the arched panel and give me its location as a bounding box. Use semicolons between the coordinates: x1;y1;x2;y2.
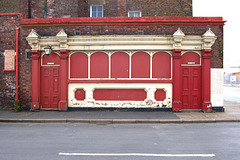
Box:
111;52;129;78
91;52;109;78
182;52;200;65
152;52;171;78
131;52;150;78
42;53;60;65
70;52;88;78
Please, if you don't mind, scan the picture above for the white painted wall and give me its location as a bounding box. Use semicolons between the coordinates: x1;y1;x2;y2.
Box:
211;68;224;107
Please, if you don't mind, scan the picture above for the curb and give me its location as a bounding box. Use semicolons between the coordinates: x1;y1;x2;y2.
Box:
0;118;240;124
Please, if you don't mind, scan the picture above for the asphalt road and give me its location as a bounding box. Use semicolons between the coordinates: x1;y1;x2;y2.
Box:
0;123;240;160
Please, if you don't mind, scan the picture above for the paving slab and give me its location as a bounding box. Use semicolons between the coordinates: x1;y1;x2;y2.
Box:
0;101;239;123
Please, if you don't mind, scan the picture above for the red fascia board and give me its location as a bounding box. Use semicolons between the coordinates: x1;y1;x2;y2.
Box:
68;79;172;83
0;12;23;18
20;16;226;27
3;69;16;72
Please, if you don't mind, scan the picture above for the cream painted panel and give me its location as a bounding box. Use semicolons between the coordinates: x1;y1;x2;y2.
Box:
68;83;172;108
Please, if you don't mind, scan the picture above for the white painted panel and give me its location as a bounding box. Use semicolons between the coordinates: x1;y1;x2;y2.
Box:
68;83;172;108
211;68;224;107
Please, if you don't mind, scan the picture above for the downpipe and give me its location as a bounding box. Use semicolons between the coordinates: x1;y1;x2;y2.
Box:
16;27;20;100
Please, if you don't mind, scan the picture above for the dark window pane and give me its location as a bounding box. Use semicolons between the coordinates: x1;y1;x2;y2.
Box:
98;6;103;11
92;12;97;17
98;12;103;17
92;6;97;12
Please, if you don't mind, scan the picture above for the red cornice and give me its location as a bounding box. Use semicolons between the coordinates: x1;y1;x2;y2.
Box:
3;69;16;72
0;13;23;18
68;79;172;83
20;16;226;27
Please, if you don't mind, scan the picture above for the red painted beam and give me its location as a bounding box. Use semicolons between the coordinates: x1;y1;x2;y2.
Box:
68;79;172;83
20;16;226;27
0;13;23;19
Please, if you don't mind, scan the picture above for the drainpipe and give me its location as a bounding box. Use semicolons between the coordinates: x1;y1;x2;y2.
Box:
16;27;20;100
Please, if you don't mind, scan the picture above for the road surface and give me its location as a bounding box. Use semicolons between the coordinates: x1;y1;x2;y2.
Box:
0;123;240;160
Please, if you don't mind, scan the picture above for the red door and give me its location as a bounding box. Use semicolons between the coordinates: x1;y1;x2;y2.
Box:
41;67;60;109
182;66;202;109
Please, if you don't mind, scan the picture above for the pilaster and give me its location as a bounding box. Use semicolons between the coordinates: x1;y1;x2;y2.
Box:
172;49;182;111
30;50;41;110
201;29;216;112
172;28;185;111
58;50;69;111
201;49;212;112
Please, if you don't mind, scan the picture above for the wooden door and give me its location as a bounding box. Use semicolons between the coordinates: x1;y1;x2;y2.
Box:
182;66;202;109
41;67;60;109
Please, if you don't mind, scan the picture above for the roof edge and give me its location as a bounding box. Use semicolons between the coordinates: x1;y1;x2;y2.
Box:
20;16;226;27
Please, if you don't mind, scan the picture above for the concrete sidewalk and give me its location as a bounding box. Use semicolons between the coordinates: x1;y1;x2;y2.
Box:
0;101;239;124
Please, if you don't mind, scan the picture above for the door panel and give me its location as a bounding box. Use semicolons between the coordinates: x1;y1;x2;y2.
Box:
182;67;190;109
41;67;60;109
182;67;201;109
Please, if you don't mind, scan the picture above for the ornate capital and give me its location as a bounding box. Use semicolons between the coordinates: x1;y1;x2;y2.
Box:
172;49;182;59
56;29;68;50
26;29;40;51
31;50;41;60
202;28;217;50
60;50;69;59
201;49;212;59
173;28;185;49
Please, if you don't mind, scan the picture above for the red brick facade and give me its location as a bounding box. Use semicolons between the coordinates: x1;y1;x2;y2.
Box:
2;0;192;19
0;14;20;109
0;1;225;110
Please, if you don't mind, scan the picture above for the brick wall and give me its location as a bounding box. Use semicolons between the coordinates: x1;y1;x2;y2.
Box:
126;0;192;17
81;0;192;17
0;0;20;13
47;0;79;18
15;0;193;19
0;14;20;109
18;29;32;109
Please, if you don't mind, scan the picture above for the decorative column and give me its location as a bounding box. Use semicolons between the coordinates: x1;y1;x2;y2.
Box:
201;29;217;112
57;29;69;111
26;30;41;111
172;28;185;111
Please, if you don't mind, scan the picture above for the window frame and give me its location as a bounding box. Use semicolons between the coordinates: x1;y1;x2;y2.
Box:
128;11;142;17
90;5;103;17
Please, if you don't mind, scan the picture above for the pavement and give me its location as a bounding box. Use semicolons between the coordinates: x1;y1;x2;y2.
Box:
0;100;240;124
